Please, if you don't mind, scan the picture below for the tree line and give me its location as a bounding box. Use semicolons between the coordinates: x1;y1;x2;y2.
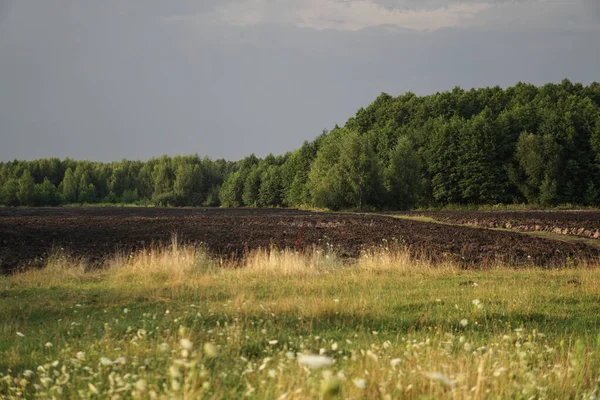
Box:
2;79;600;209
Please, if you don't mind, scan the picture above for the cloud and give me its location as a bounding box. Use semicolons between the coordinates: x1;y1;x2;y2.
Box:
166;0;599;32
178;0;493;31
463;0;599;31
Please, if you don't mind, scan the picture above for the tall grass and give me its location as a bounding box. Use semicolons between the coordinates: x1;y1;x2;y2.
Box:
1;243;600;398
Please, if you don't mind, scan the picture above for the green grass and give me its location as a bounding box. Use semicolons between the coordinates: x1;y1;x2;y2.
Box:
1;247;600;398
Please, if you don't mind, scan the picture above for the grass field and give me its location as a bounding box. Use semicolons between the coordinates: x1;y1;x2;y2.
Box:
1;245;600;399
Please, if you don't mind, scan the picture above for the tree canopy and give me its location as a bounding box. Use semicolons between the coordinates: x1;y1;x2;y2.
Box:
2;80;599;209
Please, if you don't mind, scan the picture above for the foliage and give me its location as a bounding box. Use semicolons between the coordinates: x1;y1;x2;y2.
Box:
1;80;600;209
385;136;423;209
17;170;36;206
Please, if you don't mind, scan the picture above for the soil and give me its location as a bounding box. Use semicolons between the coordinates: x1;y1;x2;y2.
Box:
401;211;600;240
0;207;598;272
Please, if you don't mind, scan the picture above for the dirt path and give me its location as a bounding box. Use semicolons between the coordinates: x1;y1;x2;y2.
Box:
387;214;600;250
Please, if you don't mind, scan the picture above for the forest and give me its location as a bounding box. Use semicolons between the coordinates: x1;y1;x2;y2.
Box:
2;79;600;210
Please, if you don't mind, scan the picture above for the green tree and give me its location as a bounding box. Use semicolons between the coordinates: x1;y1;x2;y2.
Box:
152;159;173;198
37;178;60;206
337;131;383;209
456;109;511;204
173;163;204;205
137;163;155;200
384;137;423;209
281;141;317;207
307;132;345;209
258;166;283;207
242;166;262;206
121;189;139;204
511;132;562;204
18;170;37;206
426;117;463;204
62;168;78;203
79;184;97;204
219;171;244;207
1;178;20;206
204;185;221;207
308;130;382;210
78;170;97;203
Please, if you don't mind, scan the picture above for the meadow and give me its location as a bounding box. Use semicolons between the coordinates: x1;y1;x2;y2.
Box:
1;244;600;399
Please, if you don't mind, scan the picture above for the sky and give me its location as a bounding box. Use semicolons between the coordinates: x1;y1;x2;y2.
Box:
0;0;599;162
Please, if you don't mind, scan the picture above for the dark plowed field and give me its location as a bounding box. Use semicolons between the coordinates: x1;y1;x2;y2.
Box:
401;211;600;239
0;208;598;272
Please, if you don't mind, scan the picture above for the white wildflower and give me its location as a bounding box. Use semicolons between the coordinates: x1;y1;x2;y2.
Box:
353;378;367;389
179;338;193;350
40;377;53;387
322;370;333;380
88;383;99;394
268;340;279;345
56;373;70;385
366;350;378;362
100;357;113;366
460;319;469;327
204;342;219;358
169;366;181;379
297;354;334;369
16;332;25;337
423;372;457;388
44;342;53;348
135;379;148;391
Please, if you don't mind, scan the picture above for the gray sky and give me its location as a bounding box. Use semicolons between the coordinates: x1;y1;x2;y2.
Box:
1;0;599;162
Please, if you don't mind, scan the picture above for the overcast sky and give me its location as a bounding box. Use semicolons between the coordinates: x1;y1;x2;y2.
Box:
1;0;599;162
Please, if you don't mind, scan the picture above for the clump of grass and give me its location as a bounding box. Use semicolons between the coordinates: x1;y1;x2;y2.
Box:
356;245;458;276
243;247;341;275
106;235;220;287
8;252;95;287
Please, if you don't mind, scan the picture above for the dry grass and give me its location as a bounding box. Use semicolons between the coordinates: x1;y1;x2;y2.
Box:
355;247;458;276
8;253;93;287
2;243;600;398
